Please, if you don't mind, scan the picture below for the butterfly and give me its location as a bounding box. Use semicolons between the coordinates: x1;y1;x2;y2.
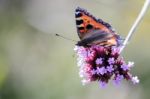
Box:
75;7;123;47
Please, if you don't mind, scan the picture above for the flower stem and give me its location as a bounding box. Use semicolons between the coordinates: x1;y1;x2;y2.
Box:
120;0;150;53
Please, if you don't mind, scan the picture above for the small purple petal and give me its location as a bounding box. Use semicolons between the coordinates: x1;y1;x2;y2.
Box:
75;45;139;87
108;58;115;65
96;67;106;75
121;64;129;71
128;61;134;68
76;47;88;59
74;46;79;52
131;76;139;84
96;58;103;65
99;81;107;88
113;74;124;85
112;47;120;53
80;50;88;57
79;70;84;78
91;69;96;75
87;50;91;57
106;65;114;73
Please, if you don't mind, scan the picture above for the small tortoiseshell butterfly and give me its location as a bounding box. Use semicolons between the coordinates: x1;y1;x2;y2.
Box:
75;7;122;47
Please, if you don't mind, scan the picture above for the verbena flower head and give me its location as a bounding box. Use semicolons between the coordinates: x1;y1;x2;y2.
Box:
74;45;139;87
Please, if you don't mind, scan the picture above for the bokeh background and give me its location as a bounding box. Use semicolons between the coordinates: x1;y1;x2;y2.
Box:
0;0;150;99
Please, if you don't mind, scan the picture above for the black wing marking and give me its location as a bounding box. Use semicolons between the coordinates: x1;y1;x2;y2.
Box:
76;30;114;46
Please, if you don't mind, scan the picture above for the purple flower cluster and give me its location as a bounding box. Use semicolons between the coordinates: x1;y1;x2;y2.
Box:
74;45;139;87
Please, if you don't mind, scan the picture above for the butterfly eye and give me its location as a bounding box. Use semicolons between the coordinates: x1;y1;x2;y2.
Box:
86;24;93;29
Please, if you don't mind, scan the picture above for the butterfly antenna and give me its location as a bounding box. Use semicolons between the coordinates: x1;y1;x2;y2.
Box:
55;33;77;43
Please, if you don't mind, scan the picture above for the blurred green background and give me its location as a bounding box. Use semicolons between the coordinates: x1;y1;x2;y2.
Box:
0;0;150;99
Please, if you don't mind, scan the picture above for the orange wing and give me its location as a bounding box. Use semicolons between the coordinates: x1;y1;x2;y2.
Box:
75;7;122;47
75;7;115;40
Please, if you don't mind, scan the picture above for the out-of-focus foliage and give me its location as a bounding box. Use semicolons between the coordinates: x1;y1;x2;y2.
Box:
0;0;150;99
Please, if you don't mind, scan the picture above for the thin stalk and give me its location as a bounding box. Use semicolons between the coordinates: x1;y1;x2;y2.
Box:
120;0;150;53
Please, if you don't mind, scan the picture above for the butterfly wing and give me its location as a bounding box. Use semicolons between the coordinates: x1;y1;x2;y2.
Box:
75;7;121;46
76;30;118;46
